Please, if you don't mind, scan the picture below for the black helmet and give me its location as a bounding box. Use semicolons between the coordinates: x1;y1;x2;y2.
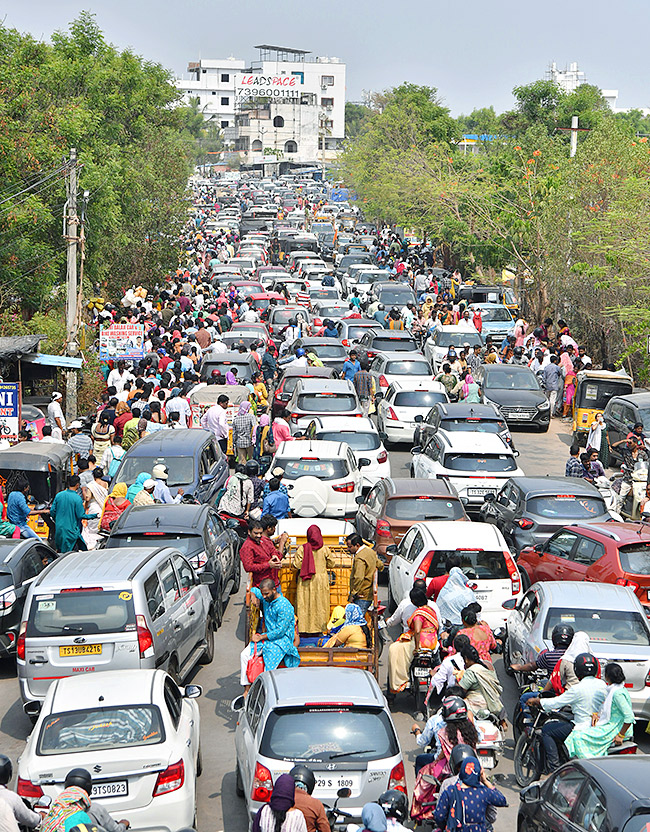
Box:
289;317;298;326
513;346;523;357
574;653;600;680
64;768;92;793
0;755;12;786
245;460;260;477
552;623;574;649
378;304;385;310
377;789;408;822
441;695;467;723
290;764;316;795
449;743;475;777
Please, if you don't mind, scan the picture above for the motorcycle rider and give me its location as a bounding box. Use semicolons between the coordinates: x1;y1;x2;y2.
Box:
289;766;329;832
510;345;528;366
376;790;409;832
526;653;607;772
510;623;574;717
437;743;499;828
63;769;131;832
0;754;41;829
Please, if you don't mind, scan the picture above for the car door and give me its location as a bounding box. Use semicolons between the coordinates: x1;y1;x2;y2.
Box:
163;675;199;778
561;536;606;583
570;775;608;832
506;589;535;664
206;512;234;595
357;483;383;540
17;546;47;606
606;402;627;453
172;554;205;660
535;530;580;583
143;571;170;663
495;483;522;544
158;558;190;670
532;765;589;832
390;526;424;601
347;447;363;508
415;436;441;478
482;482;512;529
236;677;264;800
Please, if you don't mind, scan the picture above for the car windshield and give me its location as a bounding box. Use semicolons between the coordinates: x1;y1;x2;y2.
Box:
477;307;512;322
439;418;505;434
386;361;431;375
107;532;203;555
27;589;136;637
38;706;164;755
281;459;349;480
577;381;632;410
424;549;509;580
116;456;194;487
618;542;650;575
443;453;517;472
318;431;379;451
386;497;464;521
297;394;357;412
544;608;650;645
436;332;483;348
486;369;539;390
260;707;399;762
525;496;606;519
373;339;417;352
394;391;446;407
344;325;375;340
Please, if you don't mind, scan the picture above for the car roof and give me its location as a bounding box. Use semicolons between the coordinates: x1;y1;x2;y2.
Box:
438;325;477;333
577;756;650;800
377;351;429;361
535;580;643;611
390;379;445;392
121;428;212;456
339;318;377;327
276;439;348;459
313;416;378;433
204;353;255;364
484;364;534;374
281;366;336;379
370;330;416;339
439;432;513;452
295;378;355;393
384;478;458;498
110;504;209;535
434;402;501;419
265;667;384;707
565;522;650;544
610;392;650;407
296;337;346;346
511;477;602;498
417;521;505;547
50;669;161;711
34;546;173;587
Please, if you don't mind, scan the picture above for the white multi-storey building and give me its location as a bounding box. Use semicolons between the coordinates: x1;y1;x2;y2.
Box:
176;57;246;142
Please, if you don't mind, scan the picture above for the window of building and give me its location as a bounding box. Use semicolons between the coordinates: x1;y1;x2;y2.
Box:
251;139;263;152
284;140;298;154
202;69;207;74
221;73;229;82
221;97;229;106
212;91;217;95
221;120;229;128
273;116;285;128
321;97;334;108
321;75;334;86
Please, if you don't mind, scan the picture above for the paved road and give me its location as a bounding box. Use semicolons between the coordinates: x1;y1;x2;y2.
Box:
0;419;642;832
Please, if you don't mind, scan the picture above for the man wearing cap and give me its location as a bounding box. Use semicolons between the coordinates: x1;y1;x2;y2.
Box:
133;479;156;507
47;392;65;440
67;422;93;471
152;464;184;504
165;388;191;428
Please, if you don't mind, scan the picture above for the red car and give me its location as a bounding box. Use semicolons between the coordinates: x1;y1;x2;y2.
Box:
517;522;650;610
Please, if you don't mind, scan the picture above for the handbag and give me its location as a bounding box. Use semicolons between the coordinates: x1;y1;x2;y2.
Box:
246;643;265;683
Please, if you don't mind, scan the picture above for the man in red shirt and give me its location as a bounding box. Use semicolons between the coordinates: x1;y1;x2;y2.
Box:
426;554;461;600
239;519;281;588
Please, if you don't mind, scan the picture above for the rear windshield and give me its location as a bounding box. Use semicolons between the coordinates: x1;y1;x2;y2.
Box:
281;459;349;480
108;533;203;556
442;453;517;473
318;431;380;451
307;345;346;359
378;291;414;305
297;394;357;412
373;339;417;352
478;307;512;322
386;360;431;375
436;332;483;348
309;290;339;300
344;325;375;340
525;496;607;519
116;456;195;487
316;306;347;318
440;418;505;434
544;608;650;645
38;706;164;755
394;391;447;407
618;543;650;575
386;497;464;521
273;309;309;325
28;589;136;637
425;550;510;580
260;707;399;762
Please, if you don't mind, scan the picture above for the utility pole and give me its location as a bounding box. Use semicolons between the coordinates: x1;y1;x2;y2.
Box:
64;148;79;421
570;115;579;158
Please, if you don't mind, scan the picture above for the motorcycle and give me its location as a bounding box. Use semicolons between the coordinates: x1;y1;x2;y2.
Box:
511;668;549;741
410;647;440;716
594;475;623;522
323;787;353;832
615;459;649;521
475;712;505;772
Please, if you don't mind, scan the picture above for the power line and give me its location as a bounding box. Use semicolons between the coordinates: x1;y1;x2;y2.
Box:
0;170;70;217
0;162;71;207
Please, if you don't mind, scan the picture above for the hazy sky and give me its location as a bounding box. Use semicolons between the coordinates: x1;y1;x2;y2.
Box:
3;0;649;115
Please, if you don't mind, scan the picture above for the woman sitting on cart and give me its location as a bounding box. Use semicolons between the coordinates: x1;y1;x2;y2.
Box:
324;604;369;649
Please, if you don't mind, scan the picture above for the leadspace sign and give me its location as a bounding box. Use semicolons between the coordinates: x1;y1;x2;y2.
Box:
235;74;302;100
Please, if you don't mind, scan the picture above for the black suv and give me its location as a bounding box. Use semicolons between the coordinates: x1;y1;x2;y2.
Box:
603;392;650;465
414;401;512;448
474;364;550;431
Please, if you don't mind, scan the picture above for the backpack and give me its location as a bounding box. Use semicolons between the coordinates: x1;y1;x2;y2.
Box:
322;274;335;287
107;448;123;478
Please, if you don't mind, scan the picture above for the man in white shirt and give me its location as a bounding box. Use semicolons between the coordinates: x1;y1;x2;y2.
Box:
242;306;260;323
165;388;192;428
107;360;135;394
200;394;230;454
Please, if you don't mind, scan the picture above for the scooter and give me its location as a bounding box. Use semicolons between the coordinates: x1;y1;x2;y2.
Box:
410;647;440;716
474;712;505;771
594;475;623;522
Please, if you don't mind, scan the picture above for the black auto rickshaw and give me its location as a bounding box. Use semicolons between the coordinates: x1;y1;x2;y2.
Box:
0;442;73;541
572;369;634;445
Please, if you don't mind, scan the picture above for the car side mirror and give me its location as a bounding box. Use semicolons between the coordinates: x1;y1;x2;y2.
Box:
386;544;398;557
502;598;518;610
414;415;424;423
337;787;352;799
202;473;216;483
34;796;52;810
200;572;215;585
358;458;371;467
411;446;422;455
521;783;541;804
374;392;384;400
184;684;203;699
460;496;469;506
484;492;496;502
231;694;245;712
513;450;520;457
355;495;365;505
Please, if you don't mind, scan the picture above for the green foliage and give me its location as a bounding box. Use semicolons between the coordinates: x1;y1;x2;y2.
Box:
344;102;373;139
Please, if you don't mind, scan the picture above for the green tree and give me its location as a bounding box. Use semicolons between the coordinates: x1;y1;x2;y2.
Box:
456;107;501;136
615;108;650;136
344;102;373;139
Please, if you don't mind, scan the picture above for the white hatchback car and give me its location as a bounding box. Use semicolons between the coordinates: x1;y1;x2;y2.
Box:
424;326;483;371
270;439;368;518
387;521;522;629
376;380;449;444
370;351;436;393
306;415;390;488
17;669;201;832
411;431;524;509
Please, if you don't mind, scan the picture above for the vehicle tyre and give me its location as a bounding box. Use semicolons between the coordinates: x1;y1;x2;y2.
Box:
236;763;245;798
415;687;427;718
514;731;542;788
199;618;215;665
231;560;241;594
387;583;397;614
513;701;527;742
214;583;224;628
197;746;203;777
503;634;515;677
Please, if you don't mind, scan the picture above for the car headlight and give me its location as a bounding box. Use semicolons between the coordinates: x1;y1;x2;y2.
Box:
538;400;550;410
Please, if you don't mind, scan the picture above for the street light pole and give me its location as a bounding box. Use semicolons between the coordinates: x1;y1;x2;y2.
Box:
64;148;79;421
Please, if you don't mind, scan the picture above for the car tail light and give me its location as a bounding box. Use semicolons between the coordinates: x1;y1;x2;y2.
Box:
379;375;389;388
615;744;637;754
332;481;355;493
377;519;391;537
136;614;154;657
377;450;388;463
517;518;534;530
290;413;301;424
251;762;273;803
153;760;184;797
17;778;43;799
616;578;640;592
16;621;26;661
415;551;434;582
386;407;398;421
388;761;407;794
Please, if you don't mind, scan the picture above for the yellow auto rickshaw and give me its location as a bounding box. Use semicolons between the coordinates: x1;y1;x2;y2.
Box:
572;369;634;445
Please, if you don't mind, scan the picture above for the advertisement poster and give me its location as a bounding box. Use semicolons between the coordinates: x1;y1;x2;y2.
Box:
99;324;145;361
0;382;21;443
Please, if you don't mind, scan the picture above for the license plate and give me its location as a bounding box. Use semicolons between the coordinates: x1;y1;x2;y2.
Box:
478;754;495;769
314;774;360;794
414;667;430;677
59;644;102;657
468;488;496;497
91;780;128;798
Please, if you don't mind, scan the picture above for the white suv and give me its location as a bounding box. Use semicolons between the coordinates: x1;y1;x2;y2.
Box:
376;380;449;444
411;431;523;509
307;415;390;488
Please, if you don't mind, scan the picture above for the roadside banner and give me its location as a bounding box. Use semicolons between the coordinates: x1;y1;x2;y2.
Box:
0;383;21;442
99;324;145;360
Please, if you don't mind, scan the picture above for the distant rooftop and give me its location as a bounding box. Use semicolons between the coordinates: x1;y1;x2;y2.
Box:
255;45;311;62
